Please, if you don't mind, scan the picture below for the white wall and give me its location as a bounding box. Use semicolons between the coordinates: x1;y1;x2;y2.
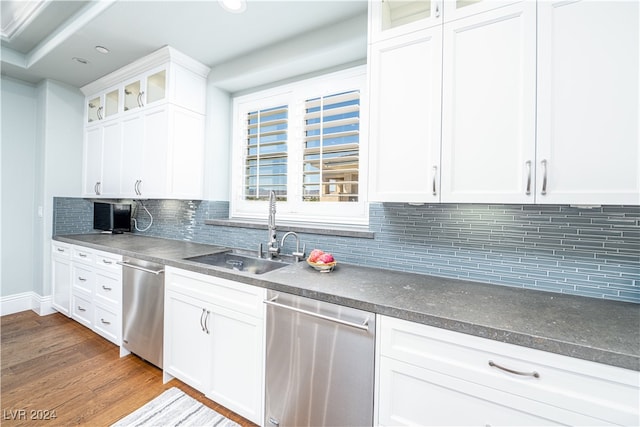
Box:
0;77;83;300
38;80;84;296
1;77;38;297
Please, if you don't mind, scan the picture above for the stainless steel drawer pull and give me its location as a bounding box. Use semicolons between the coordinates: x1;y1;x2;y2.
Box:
79;253;87;258
102;285;112;291
488;360;540;378
540;159;548;195
200;308;206;332
100;318;111;325
525;160;532;195
78;277;87;282
77;306;86;312
432;165;438;196
57;248;65;253
264;296;369;331
117;261;164;275
102;259;113;264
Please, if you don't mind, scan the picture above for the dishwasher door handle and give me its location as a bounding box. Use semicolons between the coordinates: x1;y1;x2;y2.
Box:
264;296;370;331
117;261;164;275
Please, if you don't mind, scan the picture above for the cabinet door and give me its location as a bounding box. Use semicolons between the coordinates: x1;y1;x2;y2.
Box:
120;114;144;197
442;0;521;22
83;126;103;196
369;0;442;43
378;356;576;426
164;290;212;392
208;306;264;425
99;121;122;197
368;27;442;203
139;107;170;197
440;2;536;203
536;0;640;205
51;255;71;316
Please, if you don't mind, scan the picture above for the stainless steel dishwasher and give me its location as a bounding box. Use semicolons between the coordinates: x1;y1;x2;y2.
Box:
264;290;375;427
119;257;165;369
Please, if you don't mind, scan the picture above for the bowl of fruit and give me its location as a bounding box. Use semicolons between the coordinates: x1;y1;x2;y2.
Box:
306;249;337;273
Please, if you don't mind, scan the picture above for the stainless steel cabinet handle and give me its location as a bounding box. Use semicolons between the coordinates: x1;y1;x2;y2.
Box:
97;106;103;120
94;181;101;195
264;296;370;331
79;253;87;258
78;276;87;282
57;248;65;253
204;310;211;335
540;159;548;195
77;306;86;312
432;165;438;196
137;91;145;107
200;308;206;332
100;318;111;325
525;160;532;195
435;1;440;18
102;259;113;265
102;285;112;291
116;261;164;275
489;360;540;378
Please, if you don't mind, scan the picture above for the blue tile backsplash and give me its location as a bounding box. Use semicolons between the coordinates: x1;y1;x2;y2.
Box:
53;197;640;303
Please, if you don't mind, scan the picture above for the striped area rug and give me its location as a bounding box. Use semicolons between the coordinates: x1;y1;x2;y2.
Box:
112;387;240;427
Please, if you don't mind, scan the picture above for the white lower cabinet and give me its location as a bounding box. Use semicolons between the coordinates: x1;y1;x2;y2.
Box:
376;316;640;426
164;267;265;425
55;242;123;346
51;242;72;316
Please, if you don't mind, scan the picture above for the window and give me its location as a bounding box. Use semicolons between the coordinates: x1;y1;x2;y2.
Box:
231;67;367;225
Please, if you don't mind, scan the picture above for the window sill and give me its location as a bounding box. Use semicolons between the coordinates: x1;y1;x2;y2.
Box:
204;219;374;239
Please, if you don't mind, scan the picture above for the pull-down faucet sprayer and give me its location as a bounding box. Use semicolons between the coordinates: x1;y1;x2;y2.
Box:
267;191;279;258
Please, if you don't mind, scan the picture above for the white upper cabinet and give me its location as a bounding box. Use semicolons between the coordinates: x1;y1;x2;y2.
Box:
440;1;536;203
368;27;443;203
536;0;640;205
81;46;210;199
368;0;638;205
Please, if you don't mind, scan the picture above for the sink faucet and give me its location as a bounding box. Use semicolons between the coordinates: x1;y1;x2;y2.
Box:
267;190;279;258
281;231;306;262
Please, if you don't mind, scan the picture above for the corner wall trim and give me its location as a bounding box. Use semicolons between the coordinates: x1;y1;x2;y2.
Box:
0;292;55;316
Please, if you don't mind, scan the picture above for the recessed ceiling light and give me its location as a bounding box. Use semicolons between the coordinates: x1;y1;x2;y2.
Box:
72;57;90;65
95;45;110;54
219;0;247;13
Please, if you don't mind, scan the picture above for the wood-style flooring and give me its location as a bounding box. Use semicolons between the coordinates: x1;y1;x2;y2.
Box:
1;310;257;426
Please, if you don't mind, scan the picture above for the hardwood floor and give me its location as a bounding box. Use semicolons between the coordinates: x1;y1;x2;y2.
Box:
1;310;257;426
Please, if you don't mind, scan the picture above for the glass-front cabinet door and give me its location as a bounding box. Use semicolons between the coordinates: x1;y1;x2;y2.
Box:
104;89;119;119
87;96;102;123
124;79;143;112
146;69;166;105
370;0;441;43
443;0;519;21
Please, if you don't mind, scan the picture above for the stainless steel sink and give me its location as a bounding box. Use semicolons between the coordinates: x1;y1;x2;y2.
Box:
184;250;291;275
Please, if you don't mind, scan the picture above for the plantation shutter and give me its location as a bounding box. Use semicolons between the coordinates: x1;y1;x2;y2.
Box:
244;105;288;201
303;90;360;202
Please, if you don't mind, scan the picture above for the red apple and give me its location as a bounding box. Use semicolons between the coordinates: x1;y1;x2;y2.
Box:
308;249;324;263
318;253;334;264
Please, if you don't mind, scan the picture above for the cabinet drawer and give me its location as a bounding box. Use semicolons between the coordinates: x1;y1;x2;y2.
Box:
72;264;94;294
72;247;95;264
94;304;119;345
72;293;93;328
380;316;640;426
165;267;265;316
94;250;122;272
95;271;121;306
52;242;71;258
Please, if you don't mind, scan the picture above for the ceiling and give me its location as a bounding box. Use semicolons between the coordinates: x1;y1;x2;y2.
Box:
1;0;368;92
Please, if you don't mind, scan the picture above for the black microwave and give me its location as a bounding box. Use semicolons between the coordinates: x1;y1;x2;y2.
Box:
93;202;131;233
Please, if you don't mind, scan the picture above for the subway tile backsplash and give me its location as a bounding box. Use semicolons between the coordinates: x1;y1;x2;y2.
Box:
53;197;640;303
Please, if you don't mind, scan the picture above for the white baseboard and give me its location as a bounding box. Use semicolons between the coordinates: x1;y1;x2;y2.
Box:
0;292;56;316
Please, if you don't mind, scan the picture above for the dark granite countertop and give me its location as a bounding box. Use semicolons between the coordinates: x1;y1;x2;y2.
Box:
54;233;640;371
